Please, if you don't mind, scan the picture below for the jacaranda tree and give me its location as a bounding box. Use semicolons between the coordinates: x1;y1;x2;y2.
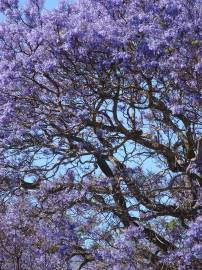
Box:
0;0;201;269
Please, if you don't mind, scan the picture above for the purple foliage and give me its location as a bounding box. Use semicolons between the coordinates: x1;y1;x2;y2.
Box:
0;0;201;269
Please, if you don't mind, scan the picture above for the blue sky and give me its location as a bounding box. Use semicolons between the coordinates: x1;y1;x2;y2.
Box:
43;0;59;9
20;0;59;9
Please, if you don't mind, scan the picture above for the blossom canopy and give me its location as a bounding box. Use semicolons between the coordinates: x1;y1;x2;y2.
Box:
0;0;201;269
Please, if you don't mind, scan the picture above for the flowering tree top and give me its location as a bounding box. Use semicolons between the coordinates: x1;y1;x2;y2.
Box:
0;0;201;269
